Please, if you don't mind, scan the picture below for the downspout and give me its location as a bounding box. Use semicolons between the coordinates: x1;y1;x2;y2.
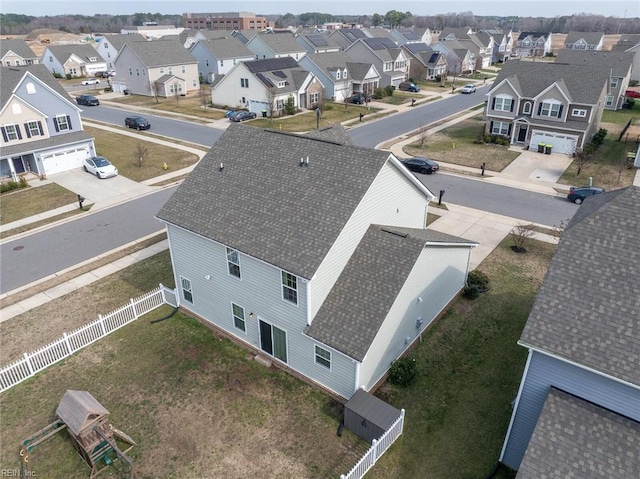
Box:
306;278;312;326
354;361;361;393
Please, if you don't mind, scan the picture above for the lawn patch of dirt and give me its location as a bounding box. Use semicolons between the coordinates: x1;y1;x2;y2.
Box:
0;183;78;225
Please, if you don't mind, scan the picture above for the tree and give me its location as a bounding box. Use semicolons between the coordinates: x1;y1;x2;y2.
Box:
418;125;429;148
199;83;209;109
510;223;535;253
172;82;181;104
133;143;148;168
371;13;383;27
573;145;593;176
149;81;160;104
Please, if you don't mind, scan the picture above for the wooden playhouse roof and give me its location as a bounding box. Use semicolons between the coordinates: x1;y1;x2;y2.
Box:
56;390;109;436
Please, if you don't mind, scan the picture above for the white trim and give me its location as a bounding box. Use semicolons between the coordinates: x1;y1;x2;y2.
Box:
306;279;312;326
499;349;533;461
518;343;640;392
314;344;332;370
231;301;247;334
387;154;436;201
354;361;361;391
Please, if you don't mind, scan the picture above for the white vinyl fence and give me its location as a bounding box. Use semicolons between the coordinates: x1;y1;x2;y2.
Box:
0;283;176;393
340;409;405;479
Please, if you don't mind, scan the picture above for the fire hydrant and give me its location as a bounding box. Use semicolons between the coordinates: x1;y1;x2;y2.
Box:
162;162;168;170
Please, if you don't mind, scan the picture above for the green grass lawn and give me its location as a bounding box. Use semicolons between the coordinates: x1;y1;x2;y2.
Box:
368;237;556;479
404;117;521;171
106;92;227;120
374;91;421;106
0;183;79;225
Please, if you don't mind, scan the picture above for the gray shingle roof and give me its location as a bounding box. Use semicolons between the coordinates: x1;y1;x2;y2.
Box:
0;130;93;157
156;124;396;279
555;50;635;78
517;32;549;41
345;62;376;82
0;39;38;60
244;56;298;73
565;31;604;46
302;123;354;145
516;388;640;479
404;42;433;55
491;61;610;105
611;34;640;51
306;225;475;360
46;44;103;64
254;32;306;54
306;51;353;76
124;39;196;67
195;37;253;59
100;33;146;51
520;186;640;386
1;64;73;109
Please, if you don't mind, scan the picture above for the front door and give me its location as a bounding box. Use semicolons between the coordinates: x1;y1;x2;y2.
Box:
259;319;287;363
517;126;528;143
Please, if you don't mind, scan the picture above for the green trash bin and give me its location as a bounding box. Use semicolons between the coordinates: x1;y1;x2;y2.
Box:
537;143;545;153
544;144;552;155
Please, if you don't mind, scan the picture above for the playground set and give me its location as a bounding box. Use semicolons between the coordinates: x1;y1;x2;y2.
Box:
20;390;136;478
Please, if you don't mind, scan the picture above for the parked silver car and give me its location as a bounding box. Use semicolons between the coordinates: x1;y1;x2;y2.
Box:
83;156;118;179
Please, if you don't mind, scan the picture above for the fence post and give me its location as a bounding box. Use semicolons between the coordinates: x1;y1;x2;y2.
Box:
159;283;166;304
63;332;73;354
23;353;34;376
372;438;378;464
98;314;107;335
130;298;138;319
400;408;405;434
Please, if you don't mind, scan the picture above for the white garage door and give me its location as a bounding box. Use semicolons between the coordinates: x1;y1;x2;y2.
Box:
530;131;579;155
41;146;89;175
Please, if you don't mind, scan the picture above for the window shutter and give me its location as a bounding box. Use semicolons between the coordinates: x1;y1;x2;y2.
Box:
1;127;8;142
38;121;44;135
492;98;496;109
537;103;542;115
53;118;59;132
510;100;514;112
558;105;563;117
490;121;494;133
66;116;72;129
24;123;31;138
16;125;22;140
508;123;512;135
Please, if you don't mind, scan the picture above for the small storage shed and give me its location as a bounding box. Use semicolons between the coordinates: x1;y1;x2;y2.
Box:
344;389;401;444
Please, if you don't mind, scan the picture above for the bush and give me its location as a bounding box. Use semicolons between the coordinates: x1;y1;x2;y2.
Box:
65;73;72;80
0;177;29;194
467;270;490;290
388;357;418;387
630;80;639;87
285;97;295;115
384;85;394;96
463;285;481;299
53;72;63;79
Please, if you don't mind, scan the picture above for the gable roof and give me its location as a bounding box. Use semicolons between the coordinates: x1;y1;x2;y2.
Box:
403;42;433;55
0;39;37;60
56;390;109;436
345;61;377;81
490;60;610;105
45;44;103;64
440;27;473;40
243;56;298;73
253;32;306;54
122;39;196;67
305;51;353;76
565;31;604;46
157;125;399;279
193;37;252;59
100;33;146;51
303;123;354;145
611;34;640;51
298;32;340;50
334;28;368;43
519;186;640;387
517;32;549;42
517;388;640;479
1;64;73;108
554;50;635;78
306;225;476;361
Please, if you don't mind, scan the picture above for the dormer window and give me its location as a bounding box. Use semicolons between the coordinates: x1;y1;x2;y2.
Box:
342;68;347;79
277;81;286;88
336;70;341;80
89;57;97;62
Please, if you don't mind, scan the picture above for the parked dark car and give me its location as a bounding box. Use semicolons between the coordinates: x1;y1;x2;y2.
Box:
95;71;110;78
398;82;421;92
345;93;371;104
76;95;99;106
567;186;605;204
230;111;257;122
125;116;151;130
402;157;440;174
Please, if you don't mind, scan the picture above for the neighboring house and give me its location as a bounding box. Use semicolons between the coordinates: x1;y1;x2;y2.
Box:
295;33;341;54
402;44;448;82
391;28;424;46
345;37;410;87
112;39;199;96
564;31;604;51
346;62;381;96
432;40;474;75
41;44;106;78
439;27;474;41
513;32;553;58
211;57;323;113
484;61;610;154
555;50;635;110
298;51;356;101
0;65;96;179
1;39;38;66
189;37;254;84
190;29;237;47
412;28;434;46
499;186;640;475
438;27;493;69
96;33;146;71
611;34;640;82
482;29;514;63
362;28;398;43
156;123;477;400
245;32;307;61
230;29;260;45
120;25;184;39
328;28;369;50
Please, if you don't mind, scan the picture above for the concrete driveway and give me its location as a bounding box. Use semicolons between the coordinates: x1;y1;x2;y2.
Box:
49;168;155;210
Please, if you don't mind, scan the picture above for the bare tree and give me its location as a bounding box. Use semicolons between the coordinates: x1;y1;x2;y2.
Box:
510;223;535;253
199;83;209;109
149;81;160;104
418;126;429;148
266;87;279;127
133;143;149;168
573;147;593;176
173;82;181;105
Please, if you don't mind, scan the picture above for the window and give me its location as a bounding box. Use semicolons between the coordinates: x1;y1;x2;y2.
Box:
180;276;193;303
129;67;132;75
48;56;53;62
282;271;298;305
315;345;331;369
227;247;241;279
26;82;36;94
310;92;318;104
206;60;209;67
539;101;562;118
276;99;285;110
241;78;249;88
160;67;164;74
572;108;587;118
336;70;341;80
54;115;71;132
181;65;186;73
220;60;224;67
232;303;246;332
491;121;510;136
136;68;139;76
2;124;21;141
523;102;531;114
493;96;513;112
89;56;97;62
192;80;197;87
611;78;619;88
25;121;43;138
605;95;614;107
343;69;347;79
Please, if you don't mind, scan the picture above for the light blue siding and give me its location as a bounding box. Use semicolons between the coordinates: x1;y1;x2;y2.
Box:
310;161;430;320
501;350;640;470
166;224;358;398
360;246;471;390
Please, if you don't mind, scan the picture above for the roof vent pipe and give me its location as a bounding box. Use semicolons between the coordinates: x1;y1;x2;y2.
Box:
300;157;304;167
305;156;309;166
219;162;224;171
